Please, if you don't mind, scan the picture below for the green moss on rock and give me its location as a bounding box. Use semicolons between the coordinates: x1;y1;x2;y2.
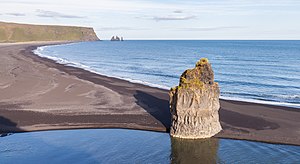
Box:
196;58;209;67
173;58;214;91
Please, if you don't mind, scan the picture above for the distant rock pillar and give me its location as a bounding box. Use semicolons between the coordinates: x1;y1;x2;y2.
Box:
169;58;222;139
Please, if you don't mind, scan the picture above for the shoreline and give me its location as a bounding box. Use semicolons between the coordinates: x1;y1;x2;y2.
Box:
34;42;300;109
0;42;299;146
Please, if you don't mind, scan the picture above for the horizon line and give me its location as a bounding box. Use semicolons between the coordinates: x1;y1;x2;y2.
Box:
99;39;300;41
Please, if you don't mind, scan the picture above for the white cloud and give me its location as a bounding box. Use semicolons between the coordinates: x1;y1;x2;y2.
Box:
97;27;148;31
5;13;26;16
153;15;196;21
173;10;183;14
177;26;246;31
36;10;85;18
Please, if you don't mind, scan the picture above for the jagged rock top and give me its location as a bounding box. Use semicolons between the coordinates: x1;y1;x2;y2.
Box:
172;58;216;92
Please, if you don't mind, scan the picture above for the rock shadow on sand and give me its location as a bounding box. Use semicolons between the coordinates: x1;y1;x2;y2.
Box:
134;90;171;131
0;102;28;136
0;116;20;137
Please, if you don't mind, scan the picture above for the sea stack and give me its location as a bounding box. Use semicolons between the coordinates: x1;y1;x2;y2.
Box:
169;58;222;139
111;36;124;41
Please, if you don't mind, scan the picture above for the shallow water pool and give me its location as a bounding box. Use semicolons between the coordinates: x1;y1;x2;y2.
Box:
0;129;299;163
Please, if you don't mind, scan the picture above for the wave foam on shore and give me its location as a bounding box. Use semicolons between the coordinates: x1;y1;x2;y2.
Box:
33;45;300;109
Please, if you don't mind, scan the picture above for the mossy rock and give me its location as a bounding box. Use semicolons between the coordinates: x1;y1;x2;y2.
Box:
169;57;221;139
177;58;214;90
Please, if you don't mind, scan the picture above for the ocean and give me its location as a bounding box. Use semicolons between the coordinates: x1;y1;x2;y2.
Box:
34;40;300;108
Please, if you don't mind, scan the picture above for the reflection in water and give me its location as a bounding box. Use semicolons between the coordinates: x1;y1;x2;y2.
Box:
1;129;300;163
171;137;219;164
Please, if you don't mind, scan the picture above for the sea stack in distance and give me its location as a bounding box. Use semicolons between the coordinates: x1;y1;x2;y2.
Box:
111;36;124;41
169;58;222;139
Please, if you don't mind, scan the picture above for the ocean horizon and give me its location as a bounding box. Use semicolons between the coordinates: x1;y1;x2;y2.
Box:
34;40;300;108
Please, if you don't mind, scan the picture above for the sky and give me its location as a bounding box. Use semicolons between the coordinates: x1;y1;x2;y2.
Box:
0;0;300;40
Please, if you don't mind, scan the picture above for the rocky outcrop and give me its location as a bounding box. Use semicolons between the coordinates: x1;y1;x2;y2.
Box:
169;58;222;139
0;21;99;42
111;36;124;41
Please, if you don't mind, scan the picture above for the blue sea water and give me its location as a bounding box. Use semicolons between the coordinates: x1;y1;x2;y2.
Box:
1;129;300;163
34;40;300;107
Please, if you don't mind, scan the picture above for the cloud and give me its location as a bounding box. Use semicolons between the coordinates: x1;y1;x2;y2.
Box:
177;26;246;31
173;10;183;13
36;10;84;18
153;15;196;21
0;0;45;4
97;27;148;31
5;13;26;16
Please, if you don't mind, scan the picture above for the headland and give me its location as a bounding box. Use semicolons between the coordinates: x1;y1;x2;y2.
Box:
0;21;99;42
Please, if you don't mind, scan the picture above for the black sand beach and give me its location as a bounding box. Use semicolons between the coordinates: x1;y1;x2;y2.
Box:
0;43;299;146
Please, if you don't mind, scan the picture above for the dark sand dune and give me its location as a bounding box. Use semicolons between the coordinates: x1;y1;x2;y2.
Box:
0;43;299;146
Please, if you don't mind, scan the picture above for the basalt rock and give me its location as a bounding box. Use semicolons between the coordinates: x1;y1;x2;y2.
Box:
169;58;222;139
111;36;124;41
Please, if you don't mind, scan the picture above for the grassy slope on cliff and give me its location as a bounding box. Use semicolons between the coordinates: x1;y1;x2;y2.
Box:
0;22;99;42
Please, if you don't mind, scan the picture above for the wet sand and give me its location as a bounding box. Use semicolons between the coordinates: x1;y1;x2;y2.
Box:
0;42;299;146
